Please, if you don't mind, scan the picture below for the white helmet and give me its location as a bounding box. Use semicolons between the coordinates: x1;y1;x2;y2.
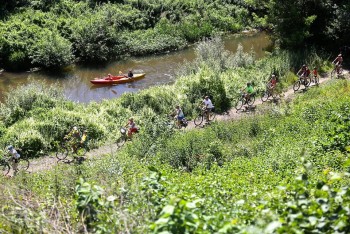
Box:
73;126;78;131
7;145;13;150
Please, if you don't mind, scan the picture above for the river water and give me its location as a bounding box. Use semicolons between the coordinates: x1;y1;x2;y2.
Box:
0;32;271;103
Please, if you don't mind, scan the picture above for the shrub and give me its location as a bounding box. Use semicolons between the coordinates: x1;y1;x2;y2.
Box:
0;82;64;126
30;29;74;68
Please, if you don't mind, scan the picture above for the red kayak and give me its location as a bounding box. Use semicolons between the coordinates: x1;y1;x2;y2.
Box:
90;73;146;85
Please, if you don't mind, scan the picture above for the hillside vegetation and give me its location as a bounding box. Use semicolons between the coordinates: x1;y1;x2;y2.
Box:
1;0;349;71
0;0;265;71
0;38;330;158
1;78;350;233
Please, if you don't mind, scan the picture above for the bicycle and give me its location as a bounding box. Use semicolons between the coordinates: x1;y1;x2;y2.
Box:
261;84;278;102
235;92;255;110
310;75;319;85
115;126;140;147
169;115;188;129
331;64;343;79
194;107;216;126
293;75;311;92
56;138;88;160
1;155;29;176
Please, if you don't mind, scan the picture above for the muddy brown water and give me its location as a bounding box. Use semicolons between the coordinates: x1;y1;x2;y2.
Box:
0;32;271;103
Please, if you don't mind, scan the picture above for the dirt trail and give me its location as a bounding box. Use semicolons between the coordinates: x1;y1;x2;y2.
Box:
14;70;350;175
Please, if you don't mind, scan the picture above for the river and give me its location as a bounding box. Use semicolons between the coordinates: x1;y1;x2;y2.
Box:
0;32;271;103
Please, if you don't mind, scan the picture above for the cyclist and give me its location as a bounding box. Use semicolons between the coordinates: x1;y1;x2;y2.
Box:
7;145;20;176
244;82;254;101
174;105;185;127
80;130;88;145
297;64;310;84
64;126;81;153
269;74;277;89
202;96;214;122
312;67;318;83
125;118;138;138
332;54;343;74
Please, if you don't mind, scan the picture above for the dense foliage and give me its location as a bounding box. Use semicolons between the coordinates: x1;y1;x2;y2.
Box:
1;78;350;232
269;0;350;51
1;0;349;70
0;0;266;71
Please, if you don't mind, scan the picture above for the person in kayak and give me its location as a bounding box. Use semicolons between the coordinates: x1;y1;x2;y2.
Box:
127;70;134;78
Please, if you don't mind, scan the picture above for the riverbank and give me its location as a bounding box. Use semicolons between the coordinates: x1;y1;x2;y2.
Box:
0;0;269;71
0;37;332;160
0;32;272;103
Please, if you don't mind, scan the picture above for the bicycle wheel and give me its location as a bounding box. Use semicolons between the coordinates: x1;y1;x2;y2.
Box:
17;158;29;171
209;111;216;121
56;145;69;160
116;136;126;148
293;80;301;92
304;77;311;87
331;69;336;79
180;119;188;128
247;95;255;106
261;91;269;102
75;146;87;156
194;114;203;126
1;162;10;176
338;67;343;76
235;98;244;110
315;76;319;84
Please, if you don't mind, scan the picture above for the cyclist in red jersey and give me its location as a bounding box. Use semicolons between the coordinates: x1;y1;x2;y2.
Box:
333;54;343;74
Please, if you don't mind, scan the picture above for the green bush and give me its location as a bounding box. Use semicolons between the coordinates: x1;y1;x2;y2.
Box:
30;29;74;68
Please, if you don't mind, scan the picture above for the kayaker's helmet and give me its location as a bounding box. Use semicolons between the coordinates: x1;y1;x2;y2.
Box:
7;145;13;150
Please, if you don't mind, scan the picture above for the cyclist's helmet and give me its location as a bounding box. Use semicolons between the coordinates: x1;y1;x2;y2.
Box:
272;74;276;78
7;145;13;150
73;126;78;131
205;96;209;99
338;54;342;57
302;64;306;68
